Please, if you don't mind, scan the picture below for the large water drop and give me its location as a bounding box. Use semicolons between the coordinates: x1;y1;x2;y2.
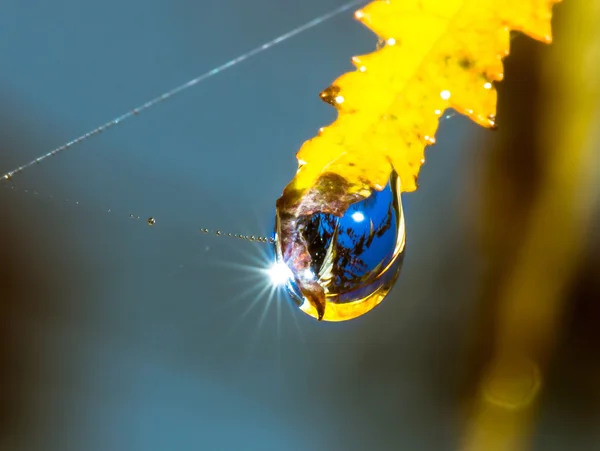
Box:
274;172;405;322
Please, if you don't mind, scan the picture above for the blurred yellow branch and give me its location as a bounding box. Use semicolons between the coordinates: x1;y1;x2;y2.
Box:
462;1;600;450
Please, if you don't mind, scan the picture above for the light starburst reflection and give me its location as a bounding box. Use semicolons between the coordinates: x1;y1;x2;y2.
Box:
210;235;305;346
265;261;294;287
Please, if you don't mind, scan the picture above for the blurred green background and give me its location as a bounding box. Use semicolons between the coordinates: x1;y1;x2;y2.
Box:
1;0;599;450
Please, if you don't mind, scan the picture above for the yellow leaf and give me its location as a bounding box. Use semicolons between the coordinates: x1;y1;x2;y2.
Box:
274;0;560;322
277;0;560;216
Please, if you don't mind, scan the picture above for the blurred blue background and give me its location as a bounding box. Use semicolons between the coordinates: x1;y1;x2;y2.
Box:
0;1;491;450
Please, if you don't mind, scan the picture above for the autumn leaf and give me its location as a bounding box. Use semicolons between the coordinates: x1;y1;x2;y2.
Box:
277;0;560;217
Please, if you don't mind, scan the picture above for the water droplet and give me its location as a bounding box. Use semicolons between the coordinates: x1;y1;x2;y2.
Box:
319;85;342;107
274;172;405;322
147;217;156;226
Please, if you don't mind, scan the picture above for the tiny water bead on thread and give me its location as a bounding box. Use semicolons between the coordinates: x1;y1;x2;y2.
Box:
199;227;274;243
274;171;405;322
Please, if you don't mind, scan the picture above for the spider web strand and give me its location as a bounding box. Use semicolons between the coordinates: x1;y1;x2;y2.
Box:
1;0;367;182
